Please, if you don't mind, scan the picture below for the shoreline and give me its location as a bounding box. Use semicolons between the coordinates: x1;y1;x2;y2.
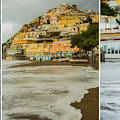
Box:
8;88;99;120
6;60;99;120
71;87;99;120
8;60;91;68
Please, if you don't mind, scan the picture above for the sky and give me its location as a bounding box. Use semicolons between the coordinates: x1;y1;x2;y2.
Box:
2;0;99;43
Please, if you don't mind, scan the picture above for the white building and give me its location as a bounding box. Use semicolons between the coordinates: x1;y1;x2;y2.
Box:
100;15;120;33
108;0;120;8
101;35;120;62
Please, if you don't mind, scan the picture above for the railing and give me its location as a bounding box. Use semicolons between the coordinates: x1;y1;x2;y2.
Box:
100;28;120;34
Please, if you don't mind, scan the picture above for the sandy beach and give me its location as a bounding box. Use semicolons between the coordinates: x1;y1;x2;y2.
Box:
71;87;99;120
3;60;99;120
9;60;99;120
9;87;99;120
8;60;92;68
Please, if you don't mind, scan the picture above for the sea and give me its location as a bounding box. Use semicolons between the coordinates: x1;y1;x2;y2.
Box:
100;63;120;120
2;60;98;120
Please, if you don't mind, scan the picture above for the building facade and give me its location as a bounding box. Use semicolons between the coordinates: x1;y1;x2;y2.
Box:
53;40;79;57
101;34;120;61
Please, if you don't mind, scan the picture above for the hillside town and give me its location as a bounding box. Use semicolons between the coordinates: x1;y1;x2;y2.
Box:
2;2;99;120
2;2;99;61
100;0;120;62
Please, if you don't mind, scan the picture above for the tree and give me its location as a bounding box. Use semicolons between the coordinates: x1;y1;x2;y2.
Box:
101;2;117;16
71;23;99;59
116;19;120;25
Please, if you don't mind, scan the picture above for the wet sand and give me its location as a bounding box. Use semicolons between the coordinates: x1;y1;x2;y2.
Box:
8;60;91;68
4;60;98;120
8;88;99;120
9;114;51;120
71;87;99;120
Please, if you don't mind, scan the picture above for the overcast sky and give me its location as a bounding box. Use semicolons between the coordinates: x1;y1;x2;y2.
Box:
2;0;99;43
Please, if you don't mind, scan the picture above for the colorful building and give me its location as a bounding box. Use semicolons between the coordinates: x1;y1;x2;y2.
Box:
57;16;83;27
53;40;79;57
60;25;79;36
57;2;70;14
78;23;89;33
4;2;98;61
92;14;99;23
25;39;57;58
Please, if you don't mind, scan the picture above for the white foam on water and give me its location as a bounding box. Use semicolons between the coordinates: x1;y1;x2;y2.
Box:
100;63;120;120
2;60;98;120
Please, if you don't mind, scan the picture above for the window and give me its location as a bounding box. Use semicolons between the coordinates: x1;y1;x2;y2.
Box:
50;45;53;48
101;46;103;51
28;33;30;38
27;53;30;57
34;53;37;56
111;43;114;54
107;43;111;54
115;42;118;54
55;43;57;46
32;33;34;38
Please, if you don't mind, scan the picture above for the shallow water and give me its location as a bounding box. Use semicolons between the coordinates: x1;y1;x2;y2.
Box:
100;63;120;120
2;60;98;120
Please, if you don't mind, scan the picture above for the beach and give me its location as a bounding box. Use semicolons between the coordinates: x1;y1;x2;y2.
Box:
71;87;99;120
2;60;99;120
8;60;91;68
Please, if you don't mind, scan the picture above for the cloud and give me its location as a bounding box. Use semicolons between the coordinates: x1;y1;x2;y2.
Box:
2;23;14;33
2;22;21;43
